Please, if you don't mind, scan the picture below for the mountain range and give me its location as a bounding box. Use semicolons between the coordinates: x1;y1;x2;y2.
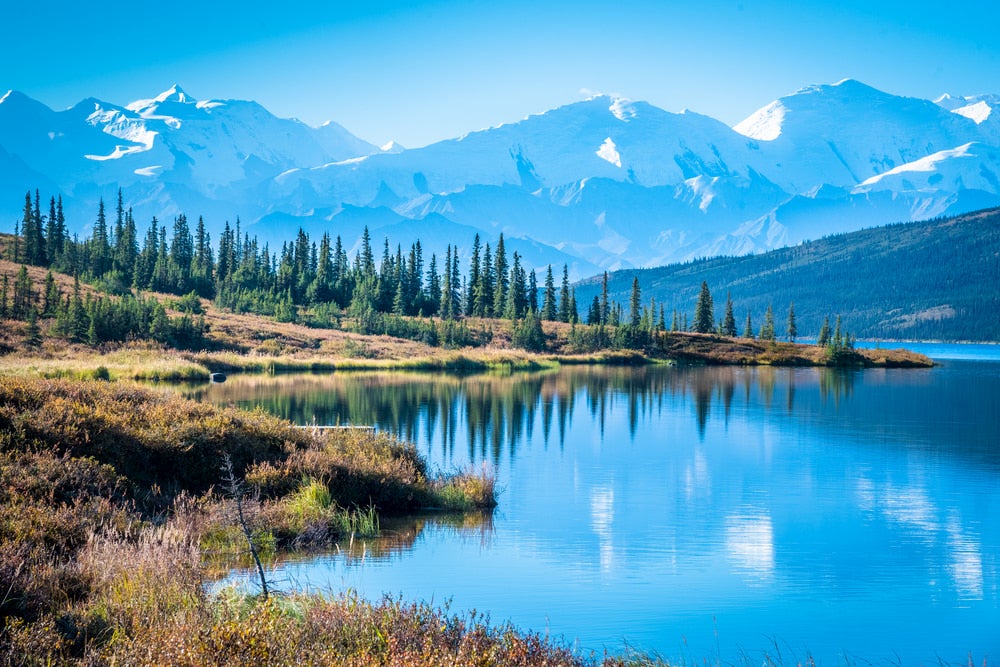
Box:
2;80;1000;277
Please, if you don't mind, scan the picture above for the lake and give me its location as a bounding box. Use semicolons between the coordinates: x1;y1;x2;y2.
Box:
192;346;1000;665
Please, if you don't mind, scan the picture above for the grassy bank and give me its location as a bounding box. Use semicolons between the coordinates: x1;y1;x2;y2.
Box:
0;376;537;665
0;330;931;385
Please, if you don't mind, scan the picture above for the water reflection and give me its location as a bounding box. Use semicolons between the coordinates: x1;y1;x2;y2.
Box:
183;364;997;470
189;361;1000;664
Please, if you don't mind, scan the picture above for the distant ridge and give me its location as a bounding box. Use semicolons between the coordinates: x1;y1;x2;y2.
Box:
576;207;1000;342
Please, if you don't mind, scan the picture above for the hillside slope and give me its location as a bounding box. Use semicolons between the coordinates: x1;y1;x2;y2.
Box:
577;207;1000;341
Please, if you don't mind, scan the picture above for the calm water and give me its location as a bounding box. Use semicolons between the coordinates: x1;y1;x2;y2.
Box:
194;348;1000;665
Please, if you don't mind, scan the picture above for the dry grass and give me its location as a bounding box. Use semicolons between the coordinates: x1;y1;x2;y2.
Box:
0;375;525;665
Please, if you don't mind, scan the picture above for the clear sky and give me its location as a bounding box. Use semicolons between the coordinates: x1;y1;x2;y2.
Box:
3;0;998;148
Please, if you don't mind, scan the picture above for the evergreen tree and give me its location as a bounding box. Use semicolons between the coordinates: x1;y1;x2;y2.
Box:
168;213;194;292
466;234;481;317
629;276;642;326
191;215;212;296
0;275;7;319
31;190;45;265
474;242;493;317
587;296;601;325
743;311;754;339
308;232;334;303
504;252;527;320
68;276;87;342
11;221;19;264
693;281;714;333
600;271;610;325
492;234;508;317
359;226;375;279
833;315;843;348
541;265;556;321
557;264;571;322
91;198;110;275
528;269;538;313
511;308;545;352
115;207;138;285
426;253;441;314
151;224;169;292
440;245;455;319
12;265;33;319
45;196;62;264
761;304;777;341
113;189;125;256
135;217;159;289
42;271;60;317
21;192;43;266
787;301;798;342
817;316;831;347
721;292;737;337
451;246;462;315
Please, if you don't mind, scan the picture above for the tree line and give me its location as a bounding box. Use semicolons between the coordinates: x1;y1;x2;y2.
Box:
4;189;851;354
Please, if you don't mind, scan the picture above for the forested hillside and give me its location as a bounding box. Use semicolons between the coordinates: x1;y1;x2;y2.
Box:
577;208;1000;341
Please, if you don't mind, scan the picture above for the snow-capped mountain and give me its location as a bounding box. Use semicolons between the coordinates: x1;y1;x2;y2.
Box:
1;80;999;276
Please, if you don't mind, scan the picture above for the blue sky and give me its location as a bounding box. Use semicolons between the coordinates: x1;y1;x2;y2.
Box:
3;0;998;147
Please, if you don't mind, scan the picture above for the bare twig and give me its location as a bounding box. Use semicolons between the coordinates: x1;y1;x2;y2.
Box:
221;454;268;600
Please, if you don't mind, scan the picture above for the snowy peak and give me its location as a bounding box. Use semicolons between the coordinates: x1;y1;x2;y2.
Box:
126;84;199;118
735;79;911;140
155;84;193;104
380;140;405;153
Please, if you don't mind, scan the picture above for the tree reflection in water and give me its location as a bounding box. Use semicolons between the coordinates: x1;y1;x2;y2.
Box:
180;365;865;467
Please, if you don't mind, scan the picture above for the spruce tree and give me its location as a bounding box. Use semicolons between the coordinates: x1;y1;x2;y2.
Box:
42;271;59;317
587;296;601;325
21;192;41;266
629;276;641;327
693;281;714;333
492;235;508;317
817;316;831;347
426;253;441;314
91;198;110;276
12;266;33;319
600;271;610;325
761;304;776;341
45;196;61;264
743;311;754;339
787;302;797;342
440;245;454;319
475;243;493;317
558;264;571;323
541;265;556;321
467;234;481;316
721;292;737;337
528;269;538;313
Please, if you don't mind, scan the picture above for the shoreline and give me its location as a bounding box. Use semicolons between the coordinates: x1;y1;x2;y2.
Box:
0;332;934;383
